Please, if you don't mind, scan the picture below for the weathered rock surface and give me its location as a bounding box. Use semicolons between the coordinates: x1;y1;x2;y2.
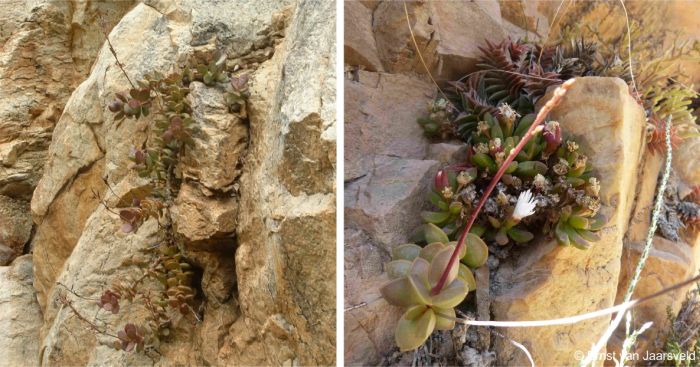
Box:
5;0;335;366
233;0;336;364
344;227;400;366
345;1;383;72
612;236;695;353
344;71;434;181
0;0;133;200
492;77;645;366
0;255;42;367
368;1;507;80
180;82;248;192
674;136;700;194
346;157;439;252
0;195;32;265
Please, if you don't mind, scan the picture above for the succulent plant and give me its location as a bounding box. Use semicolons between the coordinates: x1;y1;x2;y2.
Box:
380;238;487;351
114;323;146;352
418;36;698;151
196;53;229;86
420;109;604;249
89;53;243;354
225;74;250;114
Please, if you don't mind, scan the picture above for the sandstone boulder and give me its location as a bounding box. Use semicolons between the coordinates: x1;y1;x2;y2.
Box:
344;71;434;181
492;77;645;366
345;157;439;252
345;1;383;72
0;255;42;367
0;195;32;265
371;1;506;80
612;237;695;353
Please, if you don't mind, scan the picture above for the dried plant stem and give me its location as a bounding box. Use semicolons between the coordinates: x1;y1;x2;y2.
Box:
436;272;700;329
619;0;639;99
402;1;449;103
58;293;120;339
431;78;576;295
100;21;135;89
580;115;673;367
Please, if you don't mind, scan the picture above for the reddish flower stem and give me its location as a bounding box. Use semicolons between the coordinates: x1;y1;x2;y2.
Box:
430;79;577;296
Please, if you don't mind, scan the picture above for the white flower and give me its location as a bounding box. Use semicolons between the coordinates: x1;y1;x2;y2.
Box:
512;190;538;221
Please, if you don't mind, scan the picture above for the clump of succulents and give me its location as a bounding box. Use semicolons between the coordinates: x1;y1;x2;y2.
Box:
380;234;487;351
422;107;604;249
70;52;249;354
419;37;698;152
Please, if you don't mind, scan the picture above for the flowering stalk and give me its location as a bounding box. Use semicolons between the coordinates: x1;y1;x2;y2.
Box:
430;79;577;295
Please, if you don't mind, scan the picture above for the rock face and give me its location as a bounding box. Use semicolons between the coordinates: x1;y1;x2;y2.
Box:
0;195;32;265
346;1;506;81
492;77;645;366
0;0;335;365
0;255;43;367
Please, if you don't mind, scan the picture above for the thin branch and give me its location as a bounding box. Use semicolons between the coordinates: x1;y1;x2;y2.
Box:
431;78;576;295
402;1;449;104
619;0;640;100
537;0;570;65
99;17;135;89
57;293;120;339
436;272;700;329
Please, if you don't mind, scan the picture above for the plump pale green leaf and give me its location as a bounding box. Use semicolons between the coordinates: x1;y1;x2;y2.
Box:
411;257;430;281
392;244;421;261
428;246;458;288
424;223;449;244
431;278;469;308
447;241;466;258
386;260;412;279
461;233;489;268
379;276;426;307
554;220;570;246
576;228;600;242
507;227;534;243
421;211;450;224
419;242;446;262
408;274;431;304
395;306;436;352
433;306;456;331
458;263;477;292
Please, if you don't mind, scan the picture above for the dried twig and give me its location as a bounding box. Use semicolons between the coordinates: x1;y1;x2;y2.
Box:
99;17;135;89
437;272;700;329
57;293;120;339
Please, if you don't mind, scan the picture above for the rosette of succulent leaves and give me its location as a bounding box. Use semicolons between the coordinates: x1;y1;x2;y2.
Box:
380;228;488;351
80;53;249;354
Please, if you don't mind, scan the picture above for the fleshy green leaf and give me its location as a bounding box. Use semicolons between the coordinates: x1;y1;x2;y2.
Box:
395;306;436;352
431;278;469;308
424;223;449;244
461;233;489;268
392;244;421;261
428;246;458;287
385;260;412;279
458;264;477;292
433;306;456;331
419;242;446;262
507;227;534;243
421;211;450;224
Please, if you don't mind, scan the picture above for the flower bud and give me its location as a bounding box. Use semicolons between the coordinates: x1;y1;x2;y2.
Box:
108;100;123;113
434;169;449;191
543;121;561;157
